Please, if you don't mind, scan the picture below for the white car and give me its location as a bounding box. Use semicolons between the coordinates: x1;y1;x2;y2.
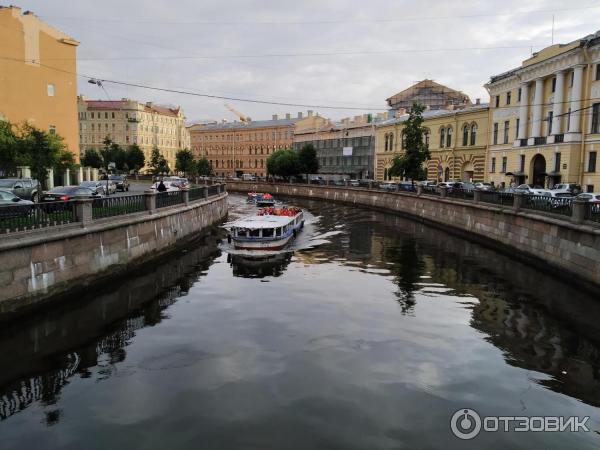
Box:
150;181;180;192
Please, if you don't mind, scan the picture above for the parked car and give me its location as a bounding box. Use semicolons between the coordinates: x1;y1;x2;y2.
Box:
150;181;180;192
0;188;34;218
379;182;398;191
437;181;455;192
454;181;476;191
80;180;107;196
418;180;437;187
576;192;600;213
545;190;573;209
108;175;129;192
164;176;190;190
348;179;360;187
552;183;581;195
474;182;495;191
0;178;41;202
41;186;99;211
514;184;546;195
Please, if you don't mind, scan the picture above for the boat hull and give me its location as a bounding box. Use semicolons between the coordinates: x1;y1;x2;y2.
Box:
233;235;293;250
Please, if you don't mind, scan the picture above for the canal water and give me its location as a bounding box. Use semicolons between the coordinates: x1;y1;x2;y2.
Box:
1;194;599;449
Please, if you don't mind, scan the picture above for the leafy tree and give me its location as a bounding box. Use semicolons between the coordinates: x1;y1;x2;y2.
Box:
81;148;103;168
0;120;18;176
175;149;195;175
149;146;162;173
266;149;300;180
126;144;145;173
297;143;319;181
20;127;57;189
99;137;127;172
195;157;212;176
388;102;430;184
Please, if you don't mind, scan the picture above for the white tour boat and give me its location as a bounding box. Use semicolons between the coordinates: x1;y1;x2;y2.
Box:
227;207;304;250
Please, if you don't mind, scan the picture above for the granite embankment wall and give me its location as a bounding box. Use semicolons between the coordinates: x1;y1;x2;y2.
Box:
0;193;228;314
228;182;600;289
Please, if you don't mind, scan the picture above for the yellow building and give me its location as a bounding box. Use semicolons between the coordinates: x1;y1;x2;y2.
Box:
0;6;80;157
485;31;600;191
78;97;190;172
376;103;489;183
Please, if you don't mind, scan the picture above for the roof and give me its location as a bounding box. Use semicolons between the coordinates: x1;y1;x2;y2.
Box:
386;79;470;105
375;103;489;127
83;99;182;117
191;117;299;132
231;215;294;229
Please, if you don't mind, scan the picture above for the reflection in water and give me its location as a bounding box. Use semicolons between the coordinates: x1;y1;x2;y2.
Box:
0;195;599;449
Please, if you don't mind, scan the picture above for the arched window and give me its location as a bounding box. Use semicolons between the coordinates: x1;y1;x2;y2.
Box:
470;124;477;146
446;127;453;148
384;134;389;151
401;131;406;150
384;168;388;180
389;133;394;150
440;127;445;148
462;125;469;146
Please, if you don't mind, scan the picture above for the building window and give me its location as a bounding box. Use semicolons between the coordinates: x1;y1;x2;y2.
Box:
596;64;600;81
520;154;525;172
587;185;595;193
495;96;500;108
518;88;522;102
47;84;55;96
503;121;509;144
49;125;56;135
591;103;600;134
389;133;394;150
589;151;597;172
91;112;95;119
424;131;430;147
491;157;496;173
446;127;452;148
384;134;389;151
567;108;571;131
493;123;498;145
551;77;556;93
401;131;406;149
570;71;574;87
515;118;520;139
554;152;561;173
547;111;553;135
501;156;507;173
506;91;511;105
470;124;477;145
462;125;469;146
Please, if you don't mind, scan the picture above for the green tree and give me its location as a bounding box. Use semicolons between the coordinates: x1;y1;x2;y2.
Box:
99;137;126;172
20;127;57;189
195;157;212;176
388;102;430;184
126;144;145;173
175;149;195;175
266;149;300;180
0;120;18;176
81;148;103;168
149;146;162;173
297;143;319;181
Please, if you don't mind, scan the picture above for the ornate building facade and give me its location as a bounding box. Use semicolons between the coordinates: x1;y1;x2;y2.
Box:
78;97;190;172
188;113;300;178
485;31;600;191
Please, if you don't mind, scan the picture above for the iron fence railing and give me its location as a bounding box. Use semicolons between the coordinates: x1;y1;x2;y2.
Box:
207;185;220;197
156;191;184;209
479;191;515;207
422;186;440;196
0;201;76;234
446;188;475;200
92;195;145;219
188;187;205;201
521;194;573;216
585;202;600;223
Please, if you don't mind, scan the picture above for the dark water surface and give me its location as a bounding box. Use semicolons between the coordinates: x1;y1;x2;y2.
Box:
1;194;599;449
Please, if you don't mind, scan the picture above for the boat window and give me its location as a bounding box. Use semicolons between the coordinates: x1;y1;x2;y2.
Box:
263;228;274;237
250;229;260;237
275;227;281;236
237;229;247;237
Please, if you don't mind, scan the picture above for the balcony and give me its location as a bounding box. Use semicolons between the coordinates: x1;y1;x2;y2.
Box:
520;138;528;147
533;137;547;146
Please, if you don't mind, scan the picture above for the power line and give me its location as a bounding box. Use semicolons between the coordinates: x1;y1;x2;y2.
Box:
39;4;600;25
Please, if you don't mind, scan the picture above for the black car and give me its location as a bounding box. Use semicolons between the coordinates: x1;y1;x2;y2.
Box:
0;178;41;202
0;188;34;218
41;186;98;210
80;181;106;196
108;175;130;192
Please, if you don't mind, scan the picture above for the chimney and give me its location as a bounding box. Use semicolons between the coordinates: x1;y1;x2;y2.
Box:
475;98;481;105
298;112;303;119
285;113;291;119
308;110;313;117
272;114;278;121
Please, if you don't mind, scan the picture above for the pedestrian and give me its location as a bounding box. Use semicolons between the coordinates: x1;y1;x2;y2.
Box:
157;178;167;192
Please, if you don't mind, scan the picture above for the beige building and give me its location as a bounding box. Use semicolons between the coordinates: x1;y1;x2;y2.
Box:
78;97;190;172
485;30;600;191
386;79;471;113
188;113;299;178
0;6;80;157
376;103;489;183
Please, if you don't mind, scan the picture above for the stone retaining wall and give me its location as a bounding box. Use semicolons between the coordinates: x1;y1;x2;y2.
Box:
228;182;600;289
0;193;228;314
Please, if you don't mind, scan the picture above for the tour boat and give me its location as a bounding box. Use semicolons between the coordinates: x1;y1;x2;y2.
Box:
256;193;275;207
227;206;304;251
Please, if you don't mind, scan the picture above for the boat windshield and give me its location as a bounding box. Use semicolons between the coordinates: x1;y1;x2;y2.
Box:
249;229;260;237
263;228;274;237
237;229;247;237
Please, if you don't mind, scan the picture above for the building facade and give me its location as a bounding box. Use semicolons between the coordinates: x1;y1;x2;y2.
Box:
485;31;600;191
386;79;472;113
188;113;299;178
375;104;489;183
293;113;380;180
0;6;80;157
78;97;190;172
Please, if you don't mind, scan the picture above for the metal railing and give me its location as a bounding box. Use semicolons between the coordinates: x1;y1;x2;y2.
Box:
521;194;573;216
446;188;475;200
585;202;600;223
0;201;76;234
188;187;205;201
92;195;145;219
479;191;515;207
422;186;440;196
207;185;221;197
156;191;184;209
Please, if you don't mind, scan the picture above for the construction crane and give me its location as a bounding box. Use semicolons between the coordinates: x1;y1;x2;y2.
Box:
224;103;251;123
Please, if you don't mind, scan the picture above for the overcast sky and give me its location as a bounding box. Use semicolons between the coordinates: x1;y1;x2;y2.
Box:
22;0;600;123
